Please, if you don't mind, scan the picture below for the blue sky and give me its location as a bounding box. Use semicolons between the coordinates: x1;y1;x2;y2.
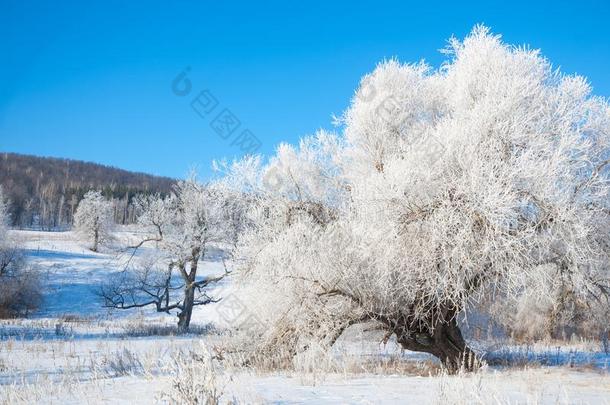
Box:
1;0;609;179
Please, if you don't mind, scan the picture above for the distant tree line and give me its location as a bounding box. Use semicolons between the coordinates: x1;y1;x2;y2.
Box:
0;152;175;229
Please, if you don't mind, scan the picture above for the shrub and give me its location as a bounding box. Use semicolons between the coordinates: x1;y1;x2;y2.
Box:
0;244;42;318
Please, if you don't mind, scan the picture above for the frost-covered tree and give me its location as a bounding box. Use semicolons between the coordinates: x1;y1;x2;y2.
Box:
101;176;233;332
74;190;113;252
484;262;610;341
226;26;610;372
0;187;9;244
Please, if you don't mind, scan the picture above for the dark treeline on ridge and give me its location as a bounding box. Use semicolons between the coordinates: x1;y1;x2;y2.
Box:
0;152;175;229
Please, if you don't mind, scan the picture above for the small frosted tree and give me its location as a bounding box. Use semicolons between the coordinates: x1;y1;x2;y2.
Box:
101;176;234;332
74;190;113;252
226;26;610;372
0;187;8;244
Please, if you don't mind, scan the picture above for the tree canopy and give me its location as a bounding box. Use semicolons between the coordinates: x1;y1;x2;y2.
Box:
222;26;610;371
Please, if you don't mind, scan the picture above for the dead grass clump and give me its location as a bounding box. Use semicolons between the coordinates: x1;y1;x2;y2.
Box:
122;322;214;337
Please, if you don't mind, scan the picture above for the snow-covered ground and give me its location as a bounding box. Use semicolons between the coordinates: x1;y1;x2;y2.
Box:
1;230;609;404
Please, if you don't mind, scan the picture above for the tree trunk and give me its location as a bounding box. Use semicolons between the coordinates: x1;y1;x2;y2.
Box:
93;227;99;252
177;251;202;333
177;283;195;333
395;316;479;373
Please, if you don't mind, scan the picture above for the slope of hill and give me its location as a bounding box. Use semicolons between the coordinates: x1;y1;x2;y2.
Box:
0;152;176;228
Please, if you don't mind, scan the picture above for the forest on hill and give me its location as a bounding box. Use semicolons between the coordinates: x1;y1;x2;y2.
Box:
0;152;175;229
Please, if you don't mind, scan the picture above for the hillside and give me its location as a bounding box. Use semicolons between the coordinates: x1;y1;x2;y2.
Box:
0;152;176;228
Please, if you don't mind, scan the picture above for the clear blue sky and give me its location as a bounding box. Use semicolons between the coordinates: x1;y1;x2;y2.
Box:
1;0;609;179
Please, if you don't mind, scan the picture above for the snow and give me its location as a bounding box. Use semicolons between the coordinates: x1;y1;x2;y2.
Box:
1;229;609;404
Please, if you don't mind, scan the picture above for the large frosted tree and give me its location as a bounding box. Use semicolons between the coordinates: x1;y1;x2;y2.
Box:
225;26;610;372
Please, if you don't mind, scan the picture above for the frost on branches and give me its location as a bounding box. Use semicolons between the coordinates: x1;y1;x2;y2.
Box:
74;190;114;252
225;26;610;372
101;176;235;332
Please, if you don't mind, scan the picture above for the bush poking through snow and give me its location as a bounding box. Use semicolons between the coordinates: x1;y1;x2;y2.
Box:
0;189;41;318
0;245;41;318
160;345;227;405
104;348;145;377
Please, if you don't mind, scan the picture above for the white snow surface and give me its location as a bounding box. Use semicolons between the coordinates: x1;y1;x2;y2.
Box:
1;229;608;404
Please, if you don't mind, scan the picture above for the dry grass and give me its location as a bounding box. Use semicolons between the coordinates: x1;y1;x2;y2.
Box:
1;316;609;404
